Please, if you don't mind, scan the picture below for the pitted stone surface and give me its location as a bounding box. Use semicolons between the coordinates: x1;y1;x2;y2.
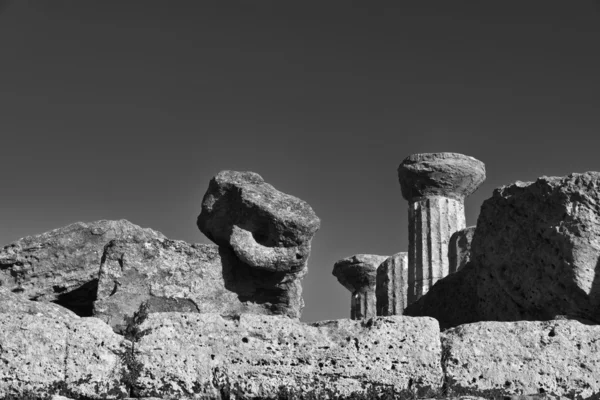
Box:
443;320;600;397
398;152;486;201
197;170;320;273
449;226;476;274
94;238;306;333
135;313;444;399
333;254;388;319
0;286;79;321
0;313;130;399
472;172;600;323
376;252;408;316
0;220;165;316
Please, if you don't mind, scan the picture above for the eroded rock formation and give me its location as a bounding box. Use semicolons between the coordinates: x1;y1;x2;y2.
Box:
332;254;388;320
398;153;485;305
0;220;165;316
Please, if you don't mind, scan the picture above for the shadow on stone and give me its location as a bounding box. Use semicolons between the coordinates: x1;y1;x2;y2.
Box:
52;279;98;317
219;246;300;317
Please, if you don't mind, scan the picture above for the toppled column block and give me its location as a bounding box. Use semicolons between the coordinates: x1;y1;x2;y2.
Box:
449;226;476;274
197;170;320;318
135;313;444;399
376;252;408;316
398;153;485;305
443;320;600;397
0;220;165;316
333;254;388;320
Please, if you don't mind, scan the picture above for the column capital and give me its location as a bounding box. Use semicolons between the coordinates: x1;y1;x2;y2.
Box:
398;152;486;202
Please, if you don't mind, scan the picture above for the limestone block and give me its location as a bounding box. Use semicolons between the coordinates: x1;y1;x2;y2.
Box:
449;226;475;273
0;314;130;399
94;238;305;333
0;220;165;316
134;313;444;399
472;173;600;323
376;252;408;316
333;254;388;319
443;320;600;397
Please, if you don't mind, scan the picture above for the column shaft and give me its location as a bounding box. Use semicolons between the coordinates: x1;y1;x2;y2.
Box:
407;196;465;304
376;252;408;316
351;290;376;320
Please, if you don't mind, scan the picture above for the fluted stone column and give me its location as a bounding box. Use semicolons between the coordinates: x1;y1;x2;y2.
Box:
398;153;485;305
333;254;388;320
376;252;408;316
449;226;476;274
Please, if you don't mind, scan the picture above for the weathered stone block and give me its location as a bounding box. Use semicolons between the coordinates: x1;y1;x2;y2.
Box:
443;320;600;397
0;313;130;399
0;220;165;316
94;238;306;333
135;313;444;399
472;173;600;323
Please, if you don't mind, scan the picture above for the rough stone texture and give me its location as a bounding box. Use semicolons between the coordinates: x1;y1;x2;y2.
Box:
376;252;408;316
398;153;485;306
443;320;600;397
94;238;306;333
404;262;480;330
135;313;444;399
333;254;388;320
407;196;466;304
449;226;475;274
197;170;320;273
397;152;486;202
473;173;600;323
0;286;79;321
0;220;165;316
0;313;130;399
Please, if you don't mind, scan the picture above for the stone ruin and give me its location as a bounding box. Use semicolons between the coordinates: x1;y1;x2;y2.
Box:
1;156;600;399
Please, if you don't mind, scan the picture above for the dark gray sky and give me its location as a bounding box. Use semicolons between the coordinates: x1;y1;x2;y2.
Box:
1;1;600;322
